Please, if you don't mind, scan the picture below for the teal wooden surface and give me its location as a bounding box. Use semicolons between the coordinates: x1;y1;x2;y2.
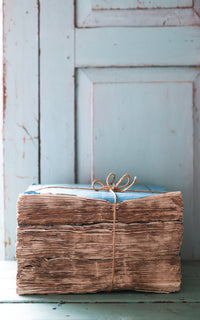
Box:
76;27;200;67
76;0;200;27
2;0;200;262
0;1;4;260
40;0;75;184
0;261;200;319
92;0;193;9
77;68;200;259
2;0;39;260
0;303;200;320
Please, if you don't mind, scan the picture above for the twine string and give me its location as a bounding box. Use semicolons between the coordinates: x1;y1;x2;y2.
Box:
92;173;137;291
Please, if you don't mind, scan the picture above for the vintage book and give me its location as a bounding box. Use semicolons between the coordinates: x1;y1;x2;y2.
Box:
16;182;183;295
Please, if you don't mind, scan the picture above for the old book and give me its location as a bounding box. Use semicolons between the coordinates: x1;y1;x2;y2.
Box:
16;184;183;295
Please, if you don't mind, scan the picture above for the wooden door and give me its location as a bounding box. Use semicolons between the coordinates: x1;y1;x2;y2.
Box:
2;0;200;259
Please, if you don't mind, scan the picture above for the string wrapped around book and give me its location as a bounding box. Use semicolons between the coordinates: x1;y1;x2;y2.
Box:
36;173;166;292
92;173;137;291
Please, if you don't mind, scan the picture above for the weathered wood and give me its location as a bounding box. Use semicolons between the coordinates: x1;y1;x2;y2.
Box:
40;0;75;184
76;27;200;67
0;0;4;260
76;0;200;27
3;0;39;260
17;191;183;225
2;302;200;320
17;255;181;294
16;222;183;259
92;0;193;10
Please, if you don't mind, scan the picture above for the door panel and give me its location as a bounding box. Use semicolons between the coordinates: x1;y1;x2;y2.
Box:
77;68;200;258
40;0;75;184
76;27;200;67
3;0;200;260
92;0;193;9
76;0;200;27
3;0;39;260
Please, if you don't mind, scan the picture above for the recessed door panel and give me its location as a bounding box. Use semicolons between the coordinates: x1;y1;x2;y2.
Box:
77;68;200;258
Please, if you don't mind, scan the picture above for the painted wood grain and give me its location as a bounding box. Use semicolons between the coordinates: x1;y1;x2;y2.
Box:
193;74;200;259
1;302;200;320
2;0;200;263
76;0;200;27
76;27;200;67
0;0;4;260
92;0;193;10
40;0;75;184
3;0;39;260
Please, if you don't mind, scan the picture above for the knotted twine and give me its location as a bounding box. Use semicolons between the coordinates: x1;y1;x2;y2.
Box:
35;173;166;291
92;173;137;291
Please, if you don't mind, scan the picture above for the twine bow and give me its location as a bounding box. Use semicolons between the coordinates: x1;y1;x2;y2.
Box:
92;173;137;291
92;173;137;193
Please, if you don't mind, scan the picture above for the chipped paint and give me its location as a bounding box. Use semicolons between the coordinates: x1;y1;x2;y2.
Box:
16;176;30;179
3;60;7;123
2;0;39;259
17;124;35;145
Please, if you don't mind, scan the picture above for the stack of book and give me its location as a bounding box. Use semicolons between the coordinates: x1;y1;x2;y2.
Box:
16;184;183;294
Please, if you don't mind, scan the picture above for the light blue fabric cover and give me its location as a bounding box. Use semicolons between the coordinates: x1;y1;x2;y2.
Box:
24;184;168;204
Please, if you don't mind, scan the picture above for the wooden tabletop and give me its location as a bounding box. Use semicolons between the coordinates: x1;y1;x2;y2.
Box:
0;261;200;319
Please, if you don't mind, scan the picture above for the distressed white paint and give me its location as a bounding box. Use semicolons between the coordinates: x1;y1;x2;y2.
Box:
193;74;200;259
76;27;200;67
3;0;39;260
77;0;200;27
92;0;193;10
77;68;200;259
0;0;4;260
2;0;200;260
40;0;75;184
76;69;93;183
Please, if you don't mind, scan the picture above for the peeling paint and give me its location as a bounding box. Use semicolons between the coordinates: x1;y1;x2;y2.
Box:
37;0;40;14
17;124;35;145
16;175;30;179
3;60;7;123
